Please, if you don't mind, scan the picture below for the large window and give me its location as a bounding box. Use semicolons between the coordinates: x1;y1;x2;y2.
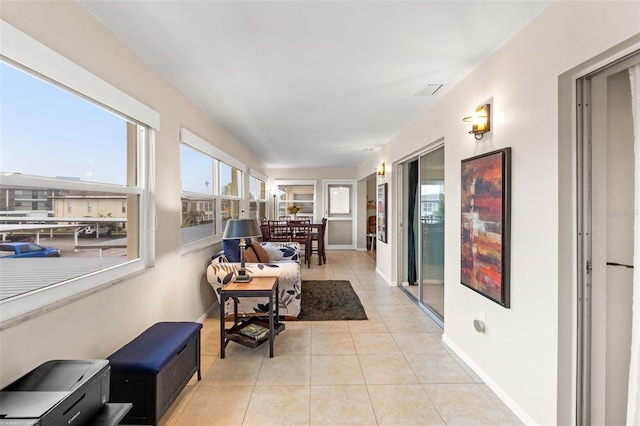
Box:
180;129;245;249
219;162;242;232
249;175;267;221
180;144;215;245
276;182;316;219
0;21;158;323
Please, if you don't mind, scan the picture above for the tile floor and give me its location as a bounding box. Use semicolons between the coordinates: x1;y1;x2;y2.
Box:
160;250;522;425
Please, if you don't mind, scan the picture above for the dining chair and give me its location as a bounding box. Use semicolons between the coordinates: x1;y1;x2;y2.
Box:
310;217;327;265
268;220;290;242
288;220;311;267
260;222;270;242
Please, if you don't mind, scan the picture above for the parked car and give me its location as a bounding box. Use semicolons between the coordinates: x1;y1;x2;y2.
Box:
0;242;61;258
78;225;112;238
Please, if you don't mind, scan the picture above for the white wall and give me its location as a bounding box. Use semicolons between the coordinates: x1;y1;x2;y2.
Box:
0;1;268;385
356;2;639;424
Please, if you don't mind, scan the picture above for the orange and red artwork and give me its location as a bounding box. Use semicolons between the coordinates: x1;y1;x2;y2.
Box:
461;148;511;307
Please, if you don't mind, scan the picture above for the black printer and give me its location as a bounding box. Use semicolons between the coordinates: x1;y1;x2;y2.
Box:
0;360;110;426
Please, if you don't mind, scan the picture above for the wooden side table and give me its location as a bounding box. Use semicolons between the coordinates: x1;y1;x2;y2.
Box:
219;276;284;358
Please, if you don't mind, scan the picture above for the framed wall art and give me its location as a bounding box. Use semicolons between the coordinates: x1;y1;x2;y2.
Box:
377;183;387;243
460;148;511;308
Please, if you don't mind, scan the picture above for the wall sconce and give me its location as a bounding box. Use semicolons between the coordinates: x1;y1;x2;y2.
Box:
463;104;491;140
376;163;385;177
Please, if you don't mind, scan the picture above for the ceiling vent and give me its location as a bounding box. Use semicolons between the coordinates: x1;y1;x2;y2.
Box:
414;83;444;97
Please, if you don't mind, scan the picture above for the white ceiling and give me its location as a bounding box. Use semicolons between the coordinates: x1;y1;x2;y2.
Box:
79;1;551;169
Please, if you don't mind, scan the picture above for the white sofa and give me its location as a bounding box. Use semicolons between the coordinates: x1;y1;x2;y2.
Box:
206;242;302;319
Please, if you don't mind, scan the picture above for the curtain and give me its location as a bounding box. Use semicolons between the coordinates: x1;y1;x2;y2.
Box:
627;64;640;425
407;161;418;285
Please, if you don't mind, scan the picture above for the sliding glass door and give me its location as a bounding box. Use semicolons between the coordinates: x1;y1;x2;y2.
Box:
419;147;445;320
401;145;445;325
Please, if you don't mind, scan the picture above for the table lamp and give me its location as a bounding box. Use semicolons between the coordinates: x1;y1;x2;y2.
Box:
222;218;262;282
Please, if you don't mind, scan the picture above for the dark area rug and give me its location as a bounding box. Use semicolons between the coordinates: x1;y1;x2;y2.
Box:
298;280;368;321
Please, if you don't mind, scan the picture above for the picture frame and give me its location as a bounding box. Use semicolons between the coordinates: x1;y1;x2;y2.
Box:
377;183;387;243
460;148;511;308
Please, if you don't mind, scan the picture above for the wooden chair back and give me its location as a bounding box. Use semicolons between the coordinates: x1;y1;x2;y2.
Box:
268;220;290;242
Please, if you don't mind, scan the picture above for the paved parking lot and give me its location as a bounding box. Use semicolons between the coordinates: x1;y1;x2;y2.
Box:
37;234;127;258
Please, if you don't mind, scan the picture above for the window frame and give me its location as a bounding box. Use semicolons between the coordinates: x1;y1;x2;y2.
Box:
0;20;159;325
274;180;318;219
249;171;268;221
180;128;246;254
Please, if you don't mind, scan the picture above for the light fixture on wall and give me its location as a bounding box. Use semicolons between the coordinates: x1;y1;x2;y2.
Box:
463;104;491;140
377;163;385;177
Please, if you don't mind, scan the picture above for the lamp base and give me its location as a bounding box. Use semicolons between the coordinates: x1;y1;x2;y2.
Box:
234;272;252;283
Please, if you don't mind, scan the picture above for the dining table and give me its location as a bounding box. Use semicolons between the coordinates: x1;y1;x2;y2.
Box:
261;219;326;265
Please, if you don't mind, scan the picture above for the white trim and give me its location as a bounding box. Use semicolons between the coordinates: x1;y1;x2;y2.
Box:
324;180;357;250
0;20;160;130
180;236;218;256
180;128;246;172
250;169;268;184
442;334;533;425
274;179;317;186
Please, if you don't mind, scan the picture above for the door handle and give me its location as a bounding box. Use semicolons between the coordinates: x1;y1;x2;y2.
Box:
606;262;633;269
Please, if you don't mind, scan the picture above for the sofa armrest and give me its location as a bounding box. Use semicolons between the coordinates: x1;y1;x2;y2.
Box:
206;260;302;318
259;242;300;263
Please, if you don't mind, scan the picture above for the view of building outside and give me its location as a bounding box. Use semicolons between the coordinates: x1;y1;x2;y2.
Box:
0;60;139;300
249;176;266;221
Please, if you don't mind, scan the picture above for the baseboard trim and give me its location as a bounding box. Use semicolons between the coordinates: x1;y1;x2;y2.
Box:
442;334;536;425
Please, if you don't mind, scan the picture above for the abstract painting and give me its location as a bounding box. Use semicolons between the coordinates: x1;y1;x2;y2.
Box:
377;183;387;243
461;148;511;307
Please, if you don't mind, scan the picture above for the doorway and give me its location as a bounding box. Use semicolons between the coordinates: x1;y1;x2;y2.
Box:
400;144;445;327
323;181;356;250
576;52;638;425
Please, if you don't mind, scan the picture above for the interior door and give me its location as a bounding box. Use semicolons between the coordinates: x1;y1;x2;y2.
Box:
324;181;356;250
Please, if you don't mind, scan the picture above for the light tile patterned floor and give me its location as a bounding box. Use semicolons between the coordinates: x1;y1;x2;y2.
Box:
160;250;522;425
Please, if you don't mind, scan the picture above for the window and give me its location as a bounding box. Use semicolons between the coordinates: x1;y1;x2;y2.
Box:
180;144;215;245
276;182;316;219
328;185;351;215
219;162;242;232
0;21;158;323
249;175;267;221
180;129;246;251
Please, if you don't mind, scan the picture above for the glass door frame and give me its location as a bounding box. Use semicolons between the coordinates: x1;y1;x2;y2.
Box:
397;141;445;330
323;180;357;250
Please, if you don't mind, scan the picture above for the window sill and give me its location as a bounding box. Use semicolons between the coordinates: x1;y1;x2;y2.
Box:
0;259;148;330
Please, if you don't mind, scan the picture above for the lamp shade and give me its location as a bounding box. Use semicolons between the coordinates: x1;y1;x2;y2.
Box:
222;219;261;240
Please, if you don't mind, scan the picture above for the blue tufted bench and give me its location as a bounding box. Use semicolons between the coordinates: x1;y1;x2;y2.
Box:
108;321;202;425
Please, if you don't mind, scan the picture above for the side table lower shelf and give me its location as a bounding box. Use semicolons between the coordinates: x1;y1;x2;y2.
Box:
225;317;286;349
220;276;283;358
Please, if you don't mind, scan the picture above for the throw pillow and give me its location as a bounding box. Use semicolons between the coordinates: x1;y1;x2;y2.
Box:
260;242;284;261
244;246;258;263
222;238;252;262
251;243;270;263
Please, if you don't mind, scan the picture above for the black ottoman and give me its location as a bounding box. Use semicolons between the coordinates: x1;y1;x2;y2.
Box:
108;321;202;425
